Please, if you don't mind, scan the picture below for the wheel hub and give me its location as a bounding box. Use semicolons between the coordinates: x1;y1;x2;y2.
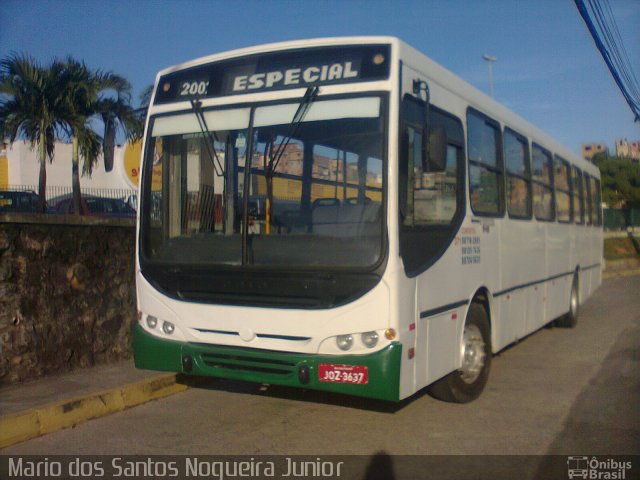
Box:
460;323;486;384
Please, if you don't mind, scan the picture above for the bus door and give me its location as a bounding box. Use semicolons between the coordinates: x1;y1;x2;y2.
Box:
399;64;467;388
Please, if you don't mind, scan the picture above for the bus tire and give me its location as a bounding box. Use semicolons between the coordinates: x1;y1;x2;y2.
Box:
556;275;579;328
428;303;492;403
429;303;492;403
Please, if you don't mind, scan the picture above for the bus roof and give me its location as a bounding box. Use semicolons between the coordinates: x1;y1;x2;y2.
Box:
156;36;400;77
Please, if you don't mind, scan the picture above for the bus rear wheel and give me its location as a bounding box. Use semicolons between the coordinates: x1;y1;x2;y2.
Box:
428;303;492;403
556;275;579;328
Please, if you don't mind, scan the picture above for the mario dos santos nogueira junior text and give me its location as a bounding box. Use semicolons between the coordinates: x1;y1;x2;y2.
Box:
7;456;346;478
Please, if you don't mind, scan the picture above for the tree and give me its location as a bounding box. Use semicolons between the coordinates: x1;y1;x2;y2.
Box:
59;59;143;214
0;54;69;212
0;54;143;214
58;58;102;214
138;84;153;111
593;153;640;209
93;72;142;174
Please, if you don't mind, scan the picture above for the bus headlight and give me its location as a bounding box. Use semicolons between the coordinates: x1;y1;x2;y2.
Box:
336;334;353;351
146;315;158;329
162;321;175;335
361;331;379;348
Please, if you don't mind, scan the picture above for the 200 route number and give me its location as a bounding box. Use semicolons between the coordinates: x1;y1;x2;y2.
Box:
318;364;368;385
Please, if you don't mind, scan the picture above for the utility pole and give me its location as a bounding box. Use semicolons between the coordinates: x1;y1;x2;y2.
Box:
482;54;497;98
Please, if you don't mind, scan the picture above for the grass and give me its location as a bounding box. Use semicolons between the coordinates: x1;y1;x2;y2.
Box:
604;235;640;260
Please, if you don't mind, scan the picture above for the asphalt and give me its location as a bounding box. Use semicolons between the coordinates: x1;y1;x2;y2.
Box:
0;267;638;450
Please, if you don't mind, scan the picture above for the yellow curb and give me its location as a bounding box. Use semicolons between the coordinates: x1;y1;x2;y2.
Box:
0;373;187;449
121;374;188;408
0;411;40;449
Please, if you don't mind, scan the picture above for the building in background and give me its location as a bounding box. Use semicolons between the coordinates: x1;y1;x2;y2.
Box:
581;142;608;161
615;139;640;162
0;140;141;201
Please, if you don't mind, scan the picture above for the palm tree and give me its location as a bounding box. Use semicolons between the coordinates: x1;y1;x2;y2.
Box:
60;60;141;214
93;72;142;173
59;58;102;214
1;54;142;214
0;54;69;212
139;84;154;110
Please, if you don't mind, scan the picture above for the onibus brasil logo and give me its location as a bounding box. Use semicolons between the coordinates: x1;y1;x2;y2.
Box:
567;456;633;479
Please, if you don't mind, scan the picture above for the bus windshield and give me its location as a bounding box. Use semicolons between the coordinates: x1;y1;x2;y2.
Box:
141;95;386;270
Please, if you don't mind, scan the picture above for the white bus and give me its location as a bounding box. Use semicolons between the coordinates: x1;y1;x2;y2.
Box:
134;37;603;402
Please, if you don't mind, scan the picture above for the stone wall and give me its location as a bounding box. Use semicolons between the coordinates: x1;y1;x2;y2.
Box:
0;216;136;386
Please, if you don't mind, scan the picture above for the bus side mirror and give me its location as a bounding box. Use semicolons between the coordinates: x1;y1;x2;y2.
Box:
424;126;447;172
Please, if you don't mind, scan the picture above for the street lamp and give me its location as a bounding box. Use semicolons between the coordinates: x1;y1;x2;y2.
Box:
482;54;497;98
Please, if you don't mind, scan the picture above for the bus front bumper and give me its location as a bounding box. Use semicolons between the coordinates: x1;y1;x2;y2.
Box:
133;324;402;402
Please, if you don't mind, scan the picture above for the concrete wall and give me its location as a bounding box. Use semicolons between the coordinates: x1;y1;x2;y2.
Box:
0;217;136;386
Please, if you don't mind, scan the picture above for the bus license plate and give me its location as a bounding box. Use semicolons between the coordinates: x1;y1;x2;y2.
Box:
318;364;368;384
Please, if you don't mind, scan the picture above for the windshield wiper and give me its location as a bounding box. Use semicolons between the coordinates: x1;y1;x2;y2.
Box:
267;86;319;173
241;86;319;265
190;99;224;176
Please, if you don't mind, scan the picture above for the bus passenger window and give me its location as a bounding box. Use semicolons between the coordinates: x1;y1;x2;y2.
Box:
554;155;571;223
467;110;503;216
585;175;593;225
594;179;602;226
574;167;585;224
504;129;531;219
532;145;554;221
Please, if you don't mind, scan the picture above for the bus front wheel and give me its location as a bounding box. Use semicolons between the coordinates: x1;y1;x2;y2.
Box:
428;303;492;403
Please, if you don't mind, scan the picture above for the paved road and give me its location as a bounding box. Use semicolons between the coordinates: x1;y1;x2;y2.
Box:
2;275;639;478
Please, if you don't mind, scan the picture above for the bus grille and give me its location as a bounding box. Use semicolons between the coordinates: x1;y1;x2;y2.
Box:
199;351;297;377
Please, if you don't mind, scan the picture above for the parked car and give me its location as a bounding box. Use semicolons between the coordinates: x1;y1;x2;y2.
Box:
0;191;42;213
54;196;136;218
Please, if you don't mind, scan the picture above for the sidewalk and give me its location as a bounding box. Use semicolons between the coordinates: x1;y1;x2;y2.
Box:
0;360;187;449
2;265;639;450
603;256;640;278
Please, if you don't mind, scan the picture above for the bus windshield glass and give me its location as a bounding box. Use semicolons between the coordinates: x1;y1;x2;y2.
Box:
141;95;385;269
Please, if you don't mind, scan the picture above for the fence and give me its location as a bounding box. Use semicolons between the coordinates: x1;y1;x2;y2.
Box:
604;207;640;230
4;184;136;203
2;184;137;218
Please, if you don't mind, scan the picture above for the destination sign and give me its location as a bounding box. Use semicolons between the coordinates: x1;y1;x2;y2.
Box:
232;61;359;92
154;44;391;104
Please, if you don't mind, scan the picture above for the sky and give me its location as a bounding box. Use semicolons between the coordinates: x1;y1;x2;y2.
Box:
1;0;639;157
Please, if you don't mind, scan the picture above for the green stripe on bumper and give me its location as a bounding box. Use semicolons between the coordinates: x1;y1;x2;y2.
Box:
133;324;402;401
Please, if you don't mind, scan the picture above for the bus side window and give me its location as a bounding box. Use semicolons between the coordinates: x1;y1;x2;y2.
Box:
554;155;571;223
532;144;555;221
467;109;504;216
504;128;532;219
594;178;602;226
585;174;593;225
574;167;585;224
